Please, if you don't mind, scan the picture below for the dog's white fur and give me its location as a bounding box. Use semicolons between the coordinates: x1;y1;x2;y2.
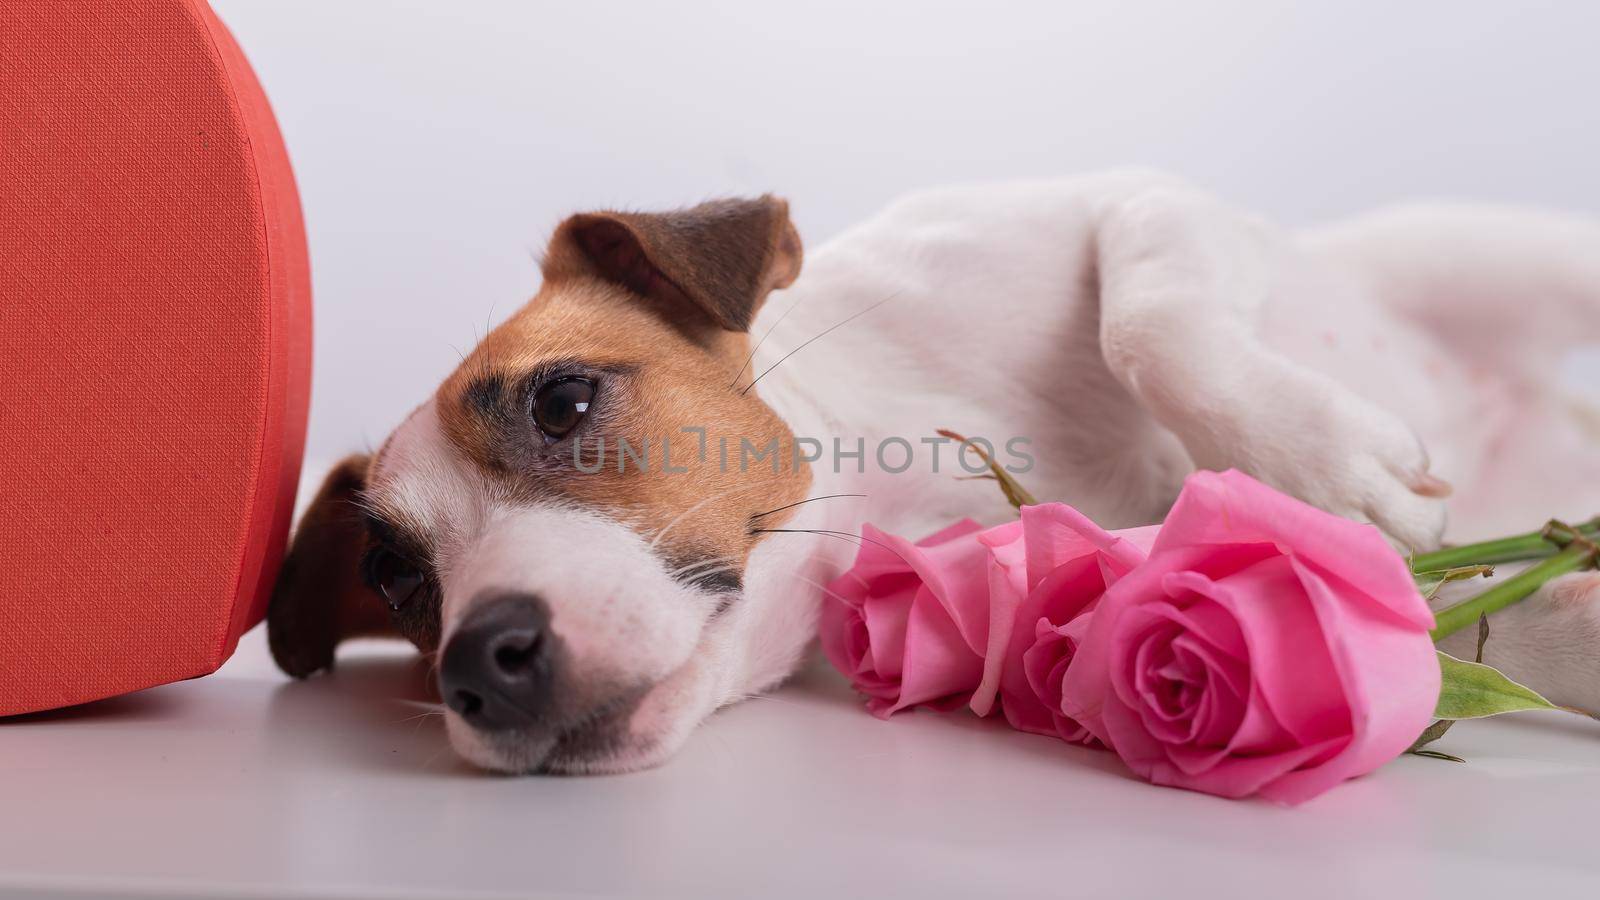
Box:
375;170;1600;772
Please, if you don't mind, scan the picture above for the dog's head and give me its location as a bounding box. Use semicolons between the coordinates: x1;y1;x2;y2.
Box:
268;196;827;772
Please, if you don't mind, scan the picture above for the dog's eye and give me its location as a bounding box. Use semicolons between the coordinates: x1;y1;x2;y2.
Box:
532;377;594;439
369;548;424;611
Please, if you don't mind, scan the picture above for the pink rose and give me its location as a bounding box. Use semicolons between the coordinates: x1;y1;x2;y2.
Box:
819;519;994;716
1021;615;1098;744
1061;470;1440;804
821;505;1160;726
975;505;1159;741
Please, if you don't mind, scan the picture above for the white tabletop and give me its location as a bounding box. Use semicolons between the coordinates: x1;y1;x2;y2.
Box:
3;627;1600;899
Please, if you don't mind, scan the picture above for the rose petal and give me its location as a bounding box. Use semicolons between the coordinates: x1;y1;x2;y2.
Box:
1021;504;1156;590
1255;557;1440;805
1130;624;1200;744
859;584;916;680
970;521;1027;716
890;527;994;655
820;518;991;717
1166;562;1351;749
917;518;988;548
980;504;1156;734
1152;470;1434;631
1019;617;1101;744
1017;619;1074;738
882;584;989;715
1108;588;1250;706
1151;736;1347;799
818;582;869;687
1060;560;1156;745
1169;635;1245;748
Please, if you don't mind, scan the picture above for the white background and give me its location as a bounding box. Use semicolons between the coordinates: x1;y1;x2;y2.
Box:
210;0;1600;463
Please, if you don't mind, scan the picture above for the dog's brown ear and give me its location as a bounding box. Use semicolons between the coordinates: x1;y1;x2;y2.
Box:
267;454;394;678
546;195;802;332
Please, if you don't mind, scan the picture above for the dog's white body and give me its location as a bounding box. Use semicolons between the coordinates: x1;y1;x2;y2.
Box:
359;170;1600;772
723;170;1600;764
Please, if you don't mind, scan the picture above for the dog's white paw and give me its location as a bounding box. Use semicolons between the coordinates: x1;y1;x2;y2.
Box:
1436;572;1600;714
1220;372;1448;553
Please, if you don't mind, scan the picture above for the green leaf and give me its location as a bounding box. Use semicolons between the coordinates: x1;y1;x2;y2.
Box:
1407;617;1496;759
1435;651;1558;720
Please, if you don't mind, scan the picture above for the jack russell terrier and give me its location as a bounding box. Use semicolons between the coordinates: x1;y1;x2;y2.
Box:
267;170;1600;774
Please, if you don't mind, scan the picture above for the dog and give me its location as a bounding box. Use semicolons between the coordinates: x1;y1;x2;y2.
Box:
267;169;1600;773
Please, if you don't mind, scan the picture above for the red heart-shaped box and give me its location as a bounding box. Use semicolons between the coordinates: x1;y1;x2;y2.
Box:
0;0;311;714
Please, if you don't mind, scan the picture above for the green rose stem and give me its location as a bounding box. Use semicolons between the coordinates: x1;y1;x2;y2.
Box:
1411;515;1600;572
936;428;1038;510
1430;536;1599;641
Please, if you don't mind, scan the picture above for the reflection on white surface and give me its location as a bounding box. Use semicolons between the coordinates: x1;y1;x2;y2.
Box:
4;628;1600;898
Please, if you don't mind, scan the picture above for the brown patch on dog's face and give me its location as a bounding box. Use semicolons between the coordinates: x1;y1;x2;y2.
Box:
436;196;811;586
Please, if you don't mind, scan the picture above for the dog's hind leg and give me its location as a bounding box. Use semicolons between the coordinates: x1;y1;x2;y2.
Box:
1303;206;1600;536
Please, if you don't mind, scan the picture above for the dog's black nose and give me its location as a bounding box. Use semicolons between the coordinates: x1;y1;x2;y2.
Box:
439;594;558;732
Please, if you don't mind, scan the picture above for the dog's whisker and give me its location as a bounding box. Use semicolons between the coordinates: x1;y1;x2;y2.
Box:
683;569;743;591
729;292;804;390
390;696;446;726
743;692;802;707
665;552;743;576
394;711;444;730
792;573;855;605
647;489;733;550
672;557;739;576
421;650;443;692
669;558;741;580
750;493;867;522
740;290;900;397
754;527;919;567
647;481;767;550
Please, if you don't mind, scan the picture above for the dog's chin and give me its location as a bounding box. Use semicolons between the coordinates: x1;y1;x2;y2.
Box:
444;694;686;776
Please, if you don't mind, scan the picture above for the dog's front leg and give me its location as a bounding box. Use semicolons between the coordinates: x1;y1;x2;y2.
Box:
1095;187;1448;551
